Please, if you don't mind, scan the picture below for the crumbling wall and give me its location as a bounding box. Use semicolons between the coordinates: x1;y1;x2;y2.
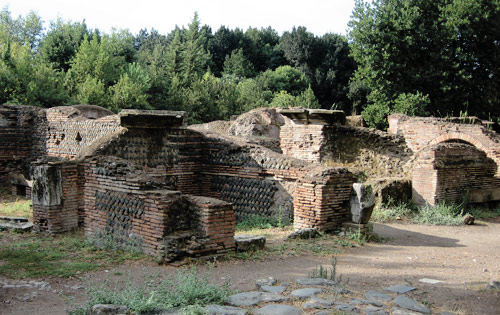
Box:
412;143;500;206
0;105;46;181
280;116;414;179
388;114;500;170
82;156;235;261
45;106;121;159
199;137;311;221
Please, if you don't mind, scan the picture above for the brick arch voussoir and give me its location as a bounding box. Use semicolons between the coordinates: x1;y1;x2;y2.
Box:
427;132;488;153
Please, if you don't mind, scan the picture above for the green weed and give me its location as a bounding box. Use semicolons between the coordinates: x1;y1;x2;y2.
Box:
68;268;232;314
0;230;145;278
413;203;465;226
0;198;32;218
371;202;416;223
236;214;290;231
347;228;367;245
309;255;341;282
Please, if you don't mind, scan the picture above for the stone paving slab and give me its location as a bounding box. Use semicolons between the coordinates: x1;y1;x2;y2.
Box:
254;304;302;315
393;295;431;314
384;285;417;294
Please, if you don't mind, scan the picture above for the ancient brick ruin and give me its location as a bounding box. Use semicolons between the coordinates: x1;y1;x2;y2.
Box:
3;104;500;261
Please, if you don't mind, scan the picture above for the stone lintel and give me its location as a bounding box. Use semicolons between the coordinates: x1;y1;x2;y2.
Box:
280;108;345;125
119;109;187;129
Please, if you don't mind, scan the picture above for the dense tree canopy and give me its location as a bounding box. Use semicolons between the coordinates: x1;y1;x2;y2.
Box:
2;4;500;127
349;0;500;128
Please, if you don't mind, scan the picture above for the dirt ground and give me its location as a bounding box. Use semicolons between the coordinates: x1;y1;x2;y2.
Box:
1;219;499;315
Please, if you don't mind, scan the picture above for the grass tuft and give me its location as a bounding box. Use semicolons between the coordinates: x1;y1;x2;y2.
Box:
0;230;145;278
236;214;290;231
68;268;232;314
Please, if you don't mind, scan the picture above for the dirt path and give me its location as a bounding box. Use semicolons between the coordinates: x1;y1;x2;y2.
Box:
1;220;499;314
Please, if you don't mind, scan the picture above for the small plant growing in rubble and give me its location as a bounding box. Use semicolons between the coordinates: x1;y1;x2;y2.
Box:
309;255;341;282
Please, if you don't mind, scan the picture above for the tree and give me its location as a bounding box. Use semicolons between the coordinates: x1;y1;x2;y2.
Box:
109;62;151;112
208;26;245;76
222;48;255;78
179;12;210;83
0;8;43;51
67;33;122;93
349;0;500;128
40;18;88;71
259;65;309;96
0;27;67;107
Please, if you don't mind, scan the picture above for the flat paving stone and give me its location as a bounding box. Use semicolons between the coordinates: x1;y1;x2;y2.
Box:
259;285;286;294
364;290;392;302
350;298;384;307
335;302;358;312
290;288;323;299
205;304;248;315
303;296;334;310
393;296;431;314
391;307;423;315
254;304;302;315
384;285;416;294
295;277;337;286
226;292;262;307
260;292;289;303
295;278;349;294
255;277;277;289
419;278;442;284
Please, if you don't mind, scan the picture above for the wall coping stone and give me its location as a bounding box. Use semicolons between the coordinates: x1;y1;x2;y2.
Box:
119;109;187;129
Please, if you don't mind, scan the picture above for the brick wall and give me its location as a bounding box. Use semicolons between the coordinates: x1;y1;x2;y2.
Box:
0;105;46;181
280;122;413;179
388;114;500;171
412;143;500;206
45;106;121;159
294;167;355;232
82;156;234;261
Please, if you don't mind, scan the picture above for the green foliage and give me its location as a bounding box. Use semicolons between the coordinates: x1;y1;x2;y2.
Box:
393;92;429;116
372;201;416;223
236;214;290;231
179;12;210;84
297;85;321;109
40;18;88;71
0;8;43;51
270;90;298;108
0;231;144;278
259;65;309;96
109;63;151;112
349;0;500;127
222;48;255;78
69;268;232;314
75;75;108;106
361;102;391;130
413;203;465;226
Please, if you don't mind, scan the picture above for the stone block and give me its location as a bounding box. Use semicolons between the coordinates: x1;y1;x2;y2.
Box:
119;109;186;129
234;235;266;252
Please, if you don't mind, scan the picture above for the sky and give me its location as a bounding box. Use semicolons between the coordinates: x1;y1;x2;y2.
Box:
3;0;357;36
